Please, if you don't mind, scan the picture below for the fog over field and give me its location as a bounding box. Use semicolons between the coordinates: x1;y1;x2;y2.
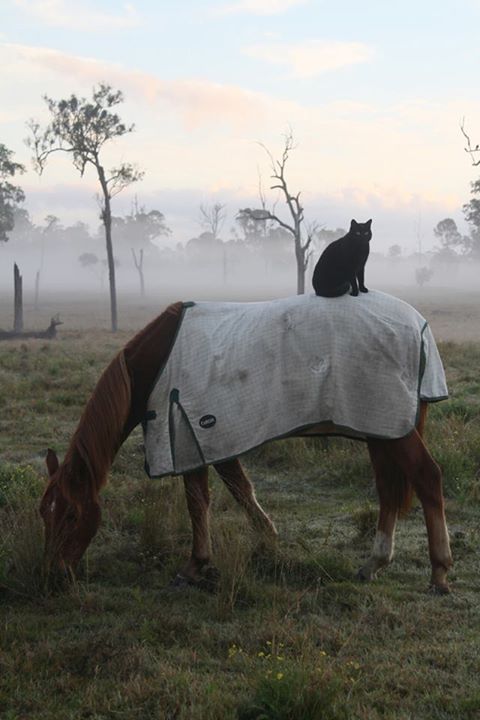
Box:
1;218;480;343
1;253;480;345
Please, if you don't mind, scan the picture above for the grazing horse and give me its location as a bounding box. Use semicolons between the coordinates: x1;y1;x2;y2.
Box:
40;300;453;593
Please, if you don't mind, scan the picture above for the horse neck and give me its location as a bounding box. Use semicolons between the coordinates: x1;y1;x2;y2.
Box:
59;301;183;507
122;301;184;437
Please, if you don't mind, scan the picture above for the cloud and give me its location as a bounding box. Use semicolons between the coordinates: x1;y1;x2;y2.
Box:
1;42;298;132
244;40;374;77
13;0;141;31
214;0;309;15
1;41;476;241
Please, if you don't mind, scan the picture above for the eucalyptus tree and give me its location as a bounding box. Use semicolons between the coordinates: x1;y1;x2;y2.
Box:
0;143;25;242
27;83;143;331
199;202;226;240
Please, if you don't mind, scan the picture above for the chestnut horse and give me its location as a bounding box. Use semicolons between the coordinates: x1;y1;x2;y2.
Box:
40;302;453;592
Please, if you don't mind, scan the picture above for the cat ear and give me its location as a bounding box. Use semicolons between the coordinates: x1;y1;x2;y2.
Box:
350;219;357;227
366;219;372;227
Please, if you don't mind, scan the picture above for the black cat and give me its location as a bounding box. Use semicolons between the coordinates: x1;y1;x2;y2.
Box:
312;219;372;297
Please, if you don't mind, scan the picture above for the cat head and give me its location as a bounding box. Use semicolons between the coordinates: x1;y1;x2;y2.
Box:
350;218;372;240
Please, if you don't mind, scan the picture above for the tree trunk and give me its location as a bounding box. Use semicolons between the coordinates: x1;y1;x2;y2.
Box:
296;263;305;295
98;166;118;332
34;270;40;310
13;263;23;332
295;237;306;295
132;248;145;297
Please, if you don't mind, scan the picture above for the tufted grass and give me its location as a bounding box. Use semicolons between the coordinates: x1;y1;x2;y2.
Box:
0;322;479;719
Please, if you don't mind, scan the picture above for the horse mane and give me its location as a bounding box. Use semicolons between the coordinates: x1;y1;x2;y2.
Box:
58;349;131;513
55;301;184;516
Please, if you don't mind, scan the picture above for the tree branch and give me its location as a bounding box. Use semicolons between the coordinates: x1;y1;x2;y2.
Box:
461;118;480;166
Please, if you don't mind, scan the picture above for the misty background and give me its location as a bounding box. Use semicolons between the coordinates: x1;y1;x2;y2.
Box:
2;0;480;331
1;199;479;299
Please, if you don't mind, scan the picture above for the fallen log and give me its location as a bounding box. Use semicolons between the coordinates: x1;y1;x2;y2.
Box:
0;315;63;341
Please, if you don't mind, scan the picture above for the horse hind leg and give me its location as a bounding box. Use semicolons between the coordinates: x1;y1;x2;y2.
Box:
358;402;429;585
385;431;452;593
357;441;404;582
214;458;278;540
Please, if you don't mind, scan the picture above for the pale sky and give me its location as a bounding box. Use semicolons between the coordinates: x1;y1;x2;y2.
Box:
2;0;480;250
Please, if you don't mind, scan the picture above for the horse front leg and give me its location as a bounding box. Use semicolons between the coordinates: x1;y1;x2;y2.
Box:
176;468;218;589
214;458;278;540
385;431;452;593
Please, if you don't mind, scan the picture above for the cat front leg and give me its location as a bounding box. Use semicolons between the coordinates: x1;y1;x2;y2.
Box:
358;267;368;293
349;275;359;296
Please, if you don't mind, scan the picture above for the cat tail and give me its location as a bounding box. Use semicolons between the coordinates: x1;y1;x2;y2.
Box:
314;282;351;298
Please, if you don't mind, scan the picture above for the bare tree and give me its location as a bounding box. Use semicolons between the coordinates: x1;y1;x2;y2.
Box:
26;83;143;331
461;119;480;166
460;120;480;259
240;130;315;294
199;202;226;239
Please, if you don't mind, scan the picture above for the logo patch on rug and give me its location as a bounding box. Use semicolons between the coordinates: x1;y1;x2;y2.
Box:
199;414;216;429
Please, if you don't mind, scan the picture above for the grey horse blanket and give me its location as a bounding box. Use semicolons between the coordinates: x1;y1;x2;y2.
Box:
143;291;447;477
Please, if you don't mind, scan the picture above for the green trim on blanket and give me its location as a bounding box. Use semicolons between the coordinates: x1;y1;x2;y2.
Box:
414;321;449;424
145;393;445;479
167;387;206;475
414;321;428;429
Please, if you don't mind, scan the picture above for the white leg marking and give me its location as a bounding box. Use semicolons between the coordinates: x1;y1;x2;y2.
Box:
372;529;394;564
358;529;395;582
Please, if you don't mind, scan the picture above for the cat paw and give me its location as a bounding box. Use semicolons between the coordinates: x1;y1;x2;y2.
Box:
350;290;359;297
360;287;369;293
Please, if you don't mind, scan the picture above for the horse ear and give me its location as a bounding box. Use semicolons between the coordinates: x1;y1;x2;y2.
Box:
46;448;59;477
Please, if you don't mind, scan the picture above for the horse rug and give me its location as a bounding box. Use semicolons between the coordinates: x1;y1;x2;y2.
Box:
143;291;448;477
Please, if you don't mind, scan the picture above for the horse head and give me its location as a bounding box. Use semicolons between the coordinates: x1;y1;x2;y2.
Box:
40;448;101;573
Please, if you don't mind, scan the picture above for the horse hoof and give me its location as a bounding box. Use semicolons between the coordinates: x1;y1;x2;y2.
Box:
356;567;375;583
169;573;191;591
197;565;220;593
168;566;220;593
428;583;450;596
48;567;73;593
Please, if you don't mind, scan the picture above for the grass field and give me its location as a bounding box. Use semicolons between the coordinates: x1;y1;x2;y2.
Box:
0;290;479;719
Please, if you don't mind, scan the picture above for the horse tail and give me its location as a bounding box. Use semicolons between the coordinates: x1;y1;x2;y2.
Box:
391;464;414;518
369;401;428;517
395;401;429;516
